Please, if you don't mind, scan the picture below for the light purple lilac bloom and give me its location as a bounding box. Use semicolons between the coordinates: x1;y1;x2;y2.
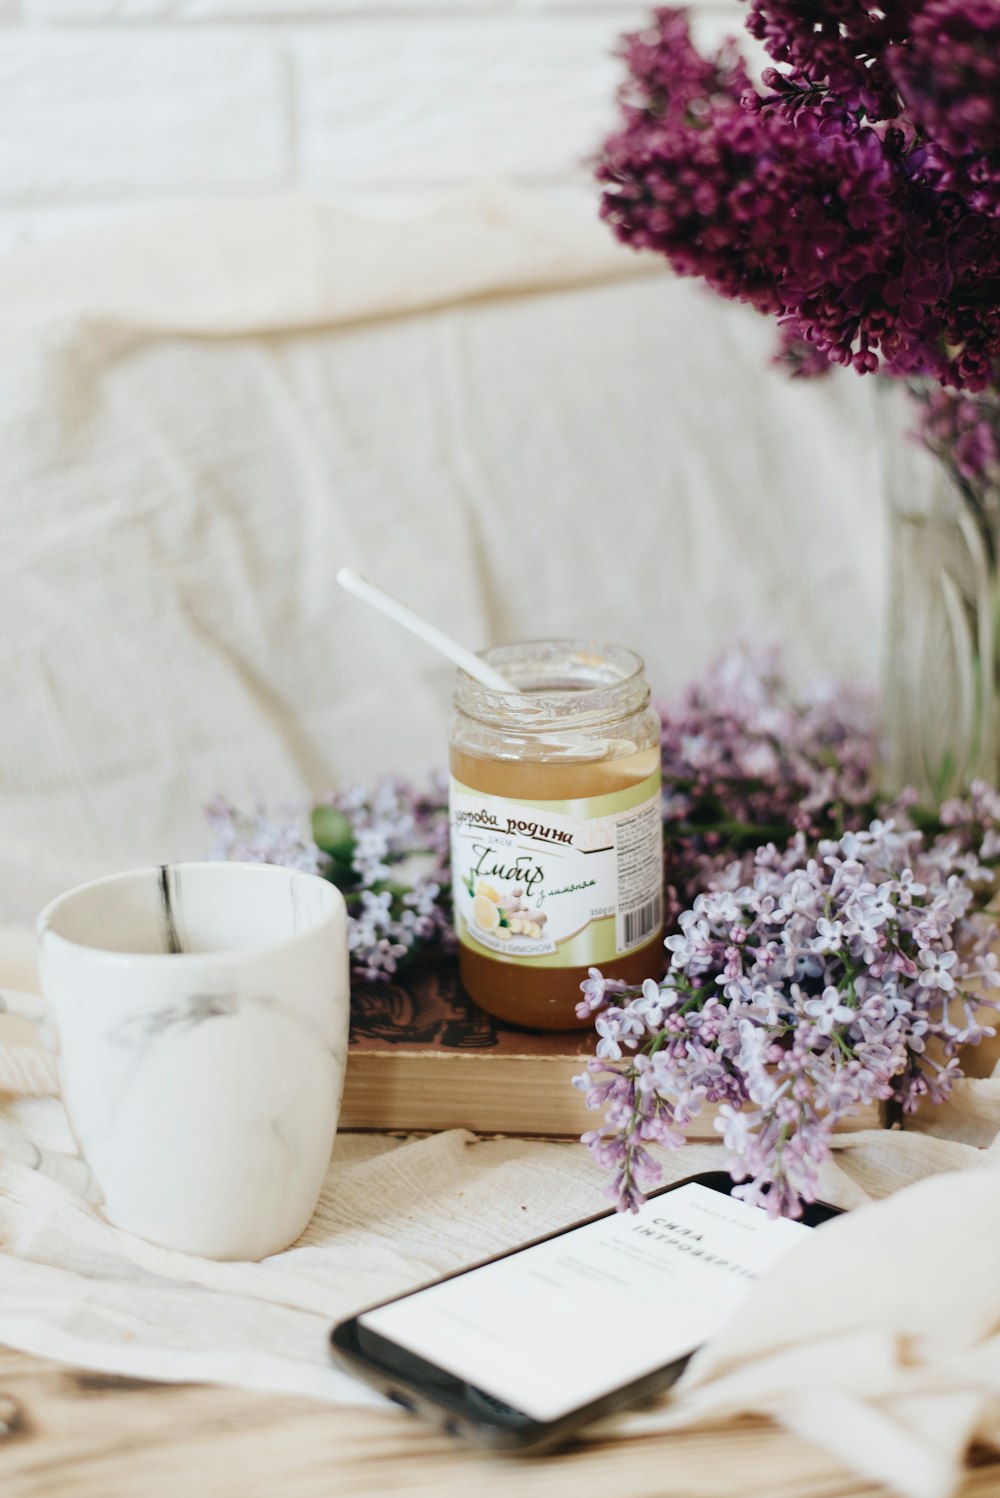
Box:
207;775;452;983
575;820;1000;1219
658;645;878;926
205;796;327;876
209;647;880;983
207;652;1000;1211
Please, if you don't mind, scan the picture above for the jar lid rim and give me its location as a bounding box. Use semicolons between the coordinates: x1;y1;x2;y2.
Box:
453;638;649;729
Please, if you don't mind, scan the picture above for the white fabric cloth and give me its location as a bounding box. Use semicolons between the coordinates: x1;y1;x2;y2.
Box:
0;187;885;926
4;932;1000;1498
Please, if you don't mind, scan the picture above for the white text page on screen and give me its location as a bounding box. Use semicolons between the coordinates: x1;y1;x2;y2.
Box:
359;1182;812;1421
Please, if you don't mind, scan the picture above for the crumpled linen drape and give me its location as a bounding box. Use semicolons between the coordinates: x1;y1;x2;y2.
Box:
0;186;885;926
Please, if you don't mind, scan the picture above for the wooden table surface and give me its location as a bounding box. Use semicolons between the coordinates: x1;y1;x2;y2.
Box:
2;1346;999;1498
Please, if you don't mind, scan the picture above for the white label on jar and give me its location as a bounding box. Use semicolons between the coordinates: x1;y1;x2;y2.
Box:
449;772;663;968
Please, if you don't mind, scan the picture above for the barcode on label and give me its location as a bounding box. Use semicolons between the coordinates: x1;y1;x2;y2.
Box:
617;893;663;953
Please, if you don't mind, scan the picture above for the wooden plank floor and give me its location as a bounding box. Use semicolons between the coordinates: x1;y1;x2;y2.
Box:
1;1347;999;1498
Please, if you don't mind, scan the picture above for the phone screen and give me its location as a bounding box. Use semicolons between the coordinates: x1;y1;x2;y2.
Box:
357;1182;812;1423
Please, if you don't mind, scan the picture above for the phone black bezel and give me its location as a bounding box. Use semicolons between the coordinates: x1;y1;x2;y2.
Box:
329;1169;842;1454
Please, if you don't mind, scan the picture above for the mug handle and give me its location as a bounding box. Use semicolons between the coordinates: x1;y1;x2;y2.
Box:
0;989;103;1205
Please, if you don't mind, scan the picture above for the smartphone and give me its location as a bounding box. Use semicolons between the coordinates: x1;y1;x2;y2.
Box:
330;1169;841;1453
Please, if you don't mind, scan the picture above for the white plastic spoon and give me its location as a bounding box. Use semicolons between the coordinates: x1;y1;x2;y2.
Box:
336;568;515;692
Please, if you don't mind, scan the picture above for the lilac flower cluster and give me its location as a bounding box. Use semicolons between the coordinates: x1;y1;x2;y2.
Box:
659;646;878;923
207;776;452;982
207;650;879;981
938;776;1000;862
576;819;1000;1217
206;795;327;876
891;1;1000;160
911;382;1000;507
597;2;1000;390
744;0;915;123
207;655;1000;1213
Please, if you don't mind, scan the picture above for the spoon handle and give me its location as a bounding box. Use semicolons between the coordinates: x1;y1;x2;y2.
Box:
337;568;513;692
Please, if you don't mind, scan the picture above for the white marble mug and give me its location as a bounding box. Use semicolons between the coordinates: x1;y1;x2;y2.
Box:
0;862;350;1261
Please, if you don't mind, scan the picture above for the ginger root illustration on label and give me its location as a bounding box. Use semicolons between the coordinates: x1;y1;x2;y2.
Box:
469;878;549;942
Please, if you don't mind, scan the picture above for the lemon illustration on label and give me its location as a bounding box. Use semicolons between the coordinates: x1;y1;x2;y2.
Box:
472;894;501;933
474;879;502;902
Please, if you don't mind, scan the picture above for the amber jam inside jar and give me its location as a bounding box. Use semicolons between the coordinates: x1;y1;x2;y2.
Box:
449;641;664;1030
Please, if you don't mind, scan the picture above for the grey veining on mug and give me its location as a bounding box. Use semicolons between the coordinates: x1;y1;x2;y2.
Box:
120;991;241;1041
291;874;306;937
290;871;334;940
270;1116;295;1164
250;991;346;1063
71;987;344;1249
158;864;184;955
52;976;346;1151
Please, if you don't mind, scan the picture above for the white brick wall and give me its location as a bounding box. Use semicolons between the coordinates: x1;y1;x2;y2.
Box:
293;19;628;189
23;1;661;14
0;0;744;244
0;34;290;199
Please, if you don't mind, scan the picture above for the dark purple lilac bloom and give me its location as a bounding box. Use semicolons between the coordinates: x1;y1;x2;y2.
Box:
890;0;1000;157
745;0;917;121
597;3;1000;391
913;382;1000;491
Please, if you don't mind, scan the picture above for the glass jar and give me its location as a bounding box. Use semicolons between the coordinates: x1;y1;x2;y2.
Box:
449;640;664;1030
881;380;1000;803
